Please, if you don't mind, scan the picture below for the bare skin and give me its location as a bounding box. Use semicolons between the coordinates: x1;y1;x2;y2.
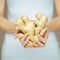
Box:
47;0;60;30
15;27;48;48
0;0;60;48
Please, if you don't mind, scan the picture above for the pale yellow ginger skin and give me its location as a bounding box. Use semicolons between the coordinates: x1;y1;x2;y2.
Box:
14;13;48;46
35;13;48;35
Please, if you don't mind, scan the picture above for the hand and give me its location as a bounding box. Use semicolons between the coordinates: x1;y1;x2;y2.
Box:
37;27;48;47
15;33;29;48
15;29;32;48
26;27;48;48
15;27;48;48
24;27;48;48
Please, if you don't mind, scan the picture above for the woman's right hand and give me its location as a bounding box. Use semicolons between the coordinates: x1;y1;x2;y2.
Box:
15;33;30;47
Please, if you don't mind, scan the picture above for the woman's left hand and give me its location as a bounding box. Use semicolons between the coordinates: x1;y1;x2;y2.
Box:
37;27;48;47
25;27;48;48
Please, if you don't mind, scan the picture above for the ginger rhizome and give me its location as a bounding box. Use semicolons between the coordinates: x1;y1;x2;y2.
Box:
14;13;48;46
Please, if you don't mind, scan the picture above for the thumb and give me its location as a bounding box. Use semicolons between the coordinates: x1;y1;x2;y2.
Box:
40;27;47;36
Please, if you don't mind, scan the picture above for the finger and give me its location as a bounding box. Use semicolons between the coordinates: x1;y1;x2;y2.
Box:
40;27;47;36
23;37;29;47
14;32;23;39
44;32;48;42
38;34;46;44
19;34;28;44
25;42;31;48
25;41;36;48
35;39;42;47
40;32;48;43
17;33;24;39
25;44;29;48
36;38;45;47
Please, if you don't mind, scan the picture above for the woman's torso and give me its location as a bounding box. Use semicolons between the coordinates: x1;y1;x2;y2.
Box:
2;0;59;60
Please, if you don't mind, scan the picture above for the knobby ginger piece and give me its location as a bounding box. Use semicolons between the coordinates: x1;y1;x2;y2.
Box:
35;13;48;35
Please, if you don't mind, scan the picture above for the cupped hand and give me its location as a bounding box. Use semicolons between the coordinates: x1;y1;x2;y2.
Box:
37;27;48;47
26;27;48;48
15;32;29;48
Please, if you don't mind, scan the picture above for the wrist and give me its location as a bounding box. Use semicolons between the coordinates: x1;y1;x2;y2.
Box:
11;22;17;33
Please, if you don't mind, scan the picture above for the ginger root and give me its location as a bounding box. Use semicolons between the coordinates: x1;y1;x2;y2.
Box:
14;13;48;46
35;13;48;35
